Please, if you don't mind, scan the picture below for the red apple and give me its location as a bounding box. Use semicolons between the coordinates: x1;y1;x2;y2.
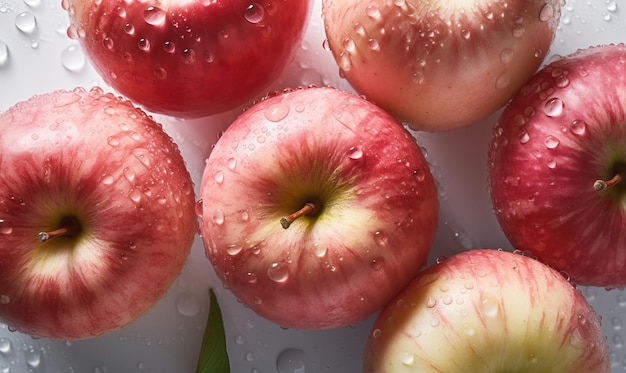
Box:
0;87;197;340
364;249;609;372
488;43;626;288
198;86;439;329
321;0;561;131
64;0;310;118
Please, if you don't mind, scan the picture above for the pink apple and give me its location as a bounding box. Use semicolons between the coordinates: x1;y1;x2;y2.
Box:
364;249;609;372
0;87;198;340
321;0;561;131
198;86;439;329
64;0;310;118
488;43;626;288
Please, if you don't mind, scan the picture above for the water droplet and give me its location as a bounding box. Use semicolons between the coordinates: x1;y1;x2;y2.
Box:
0;295;9;304
194;199;203;218
102;37;114;50
15;12;37;33
544;135;560;149
338;52;351;72
153;67;167;79
372;328;382;339
460;29;470;39
0;41;10;66
367;38;380;51
512;24;525;38
246;272;258;284
163;41;175;53
244;3;265;24
539;4;554;22
212;209;225;225
546;159;556;169
411;71;425;85
137;38;150;51
182;48;196;64
400;352;415;367
227;158;237;171
373;231;388;246
123;22;135;34
607;1;618;12
342;37;355;53
245;351;255;362
276;348;308;373
570;119;586;136
0;338;11;355
61;44;86;71
176;292;200;317
500;48;514;64
481;296;499;318
264;103;290;122
370;257;385;271
519;131;530;144
0;220;12;235
495;71;511;89
365;5;381;21
226;244;243;256
143;6;166;26
24;0;42;7
347;146;363;160
214;170;224;184
267;262;289;283
425;296;436;308
24;347;41;368
544;97;564;117
101;174;114;185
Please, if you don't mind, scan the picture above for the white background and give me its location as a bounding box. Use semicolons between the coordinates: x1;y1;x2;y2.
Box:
1;0;626;372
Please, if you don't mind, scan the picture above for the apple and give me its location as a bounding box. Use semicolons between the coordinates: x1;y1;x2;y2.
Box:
364;249;610;372
321;0;562;131
64;0;311;118
0;87;198;340
198;86;439;329
488;43;626;288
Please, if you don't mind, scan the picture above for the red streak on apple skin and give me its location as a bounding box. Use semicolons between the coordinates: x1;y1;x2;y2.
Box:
200;86;439;330
0;88;197;340
488;43;626;288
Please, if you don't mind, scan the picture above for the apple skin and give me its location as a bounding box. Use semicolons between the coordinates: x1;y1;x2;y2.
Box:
0;87;197;340
488;43;626;288
322;0;561;131
199;86;439;330
364;249;609;373
64;0;310;118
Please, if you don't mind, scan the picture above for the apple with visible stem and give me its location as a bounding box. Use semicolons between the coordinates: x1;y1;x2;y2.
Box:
199;86;439;330
64;0;311;118
321;0;561;131
364;249;610;372
0;87;198;340
488;43;626;288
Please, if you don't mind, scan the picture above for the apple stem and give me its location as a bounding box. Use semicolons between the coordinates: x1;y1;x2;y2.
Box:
38;218;80;243
594;173;623;192
280;202;317;229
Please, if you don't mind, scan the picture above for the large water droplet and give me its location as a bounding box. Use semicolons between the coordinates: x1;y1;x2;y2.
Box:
481;296;499;318
24;347;41;368
539;4;554;22
365;5;381;21
101;174;114;185
543;97;563;117
226;244;243;256
0;41;9;66
244;3;265;24
212;209;225;225
143;6;166;26
570;119;586;136
264;103;290;122
519;131;530;144
267;262;289;283
0;220;12;235
400;352;415;367
176;292;200;317
347;146;363;160
214;170;224;184
544;135;560;149
0;338;11;355
15;12;37;33
276;348;308;373
61;44;86;71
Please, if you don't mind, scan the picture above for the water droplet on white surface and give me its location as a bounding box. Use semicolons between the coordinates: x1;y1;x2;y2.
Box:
24;347;41;368
15;12;37;33
0;40;8;66
61;44;86;71
276;348;308;373
0;338;11;355
176;292;200;317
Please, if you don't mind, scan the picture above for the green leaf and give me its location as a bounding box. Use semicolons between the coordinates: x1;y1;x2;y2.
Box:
196;288;230;373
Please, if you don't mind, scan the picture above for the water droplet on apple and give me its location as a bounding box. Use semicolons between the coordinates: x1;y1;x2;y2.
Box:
214;170;224;184
367;38;380;51
519;131;530;144
212;209;225;225
264;103;290;122
0;338;11;355
400;352;415;367
276;348;308;373
411;71;425;85
226;244;243;256
123;22;135;35
543;97;564;117
570;119;586;136
481;296;499;318
512;24;525;38
370;257;385;271
107;136;120;147
61;44;85;72
500;48;514;64
374;230;388;246
425;296;436;308
0;295;9;304
194;200;203;218
372;328;382;339
347;146;363;160
143;6;166;26
539;4;555;22
267;262;289;283
153;67;167;80
182;48;196;64
128;189;141;204
495;71;511;89
137;38;151;51
544;135;560;149
176;292;200;317
342;37;356;53
338;52;351;72
462;323;475;336
101;174;114;185
365;5;381;21
102;37;114;50
246;272;257;284
15;12;37;33
227;158;237;171
244;3;265;24
0;220;12;235
163;41;176;53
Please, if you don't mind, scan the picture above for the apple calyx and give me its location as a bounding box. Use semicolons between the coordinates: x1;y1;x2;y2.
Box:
38;216;81;243
280;202;318;229
594;172;624;192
